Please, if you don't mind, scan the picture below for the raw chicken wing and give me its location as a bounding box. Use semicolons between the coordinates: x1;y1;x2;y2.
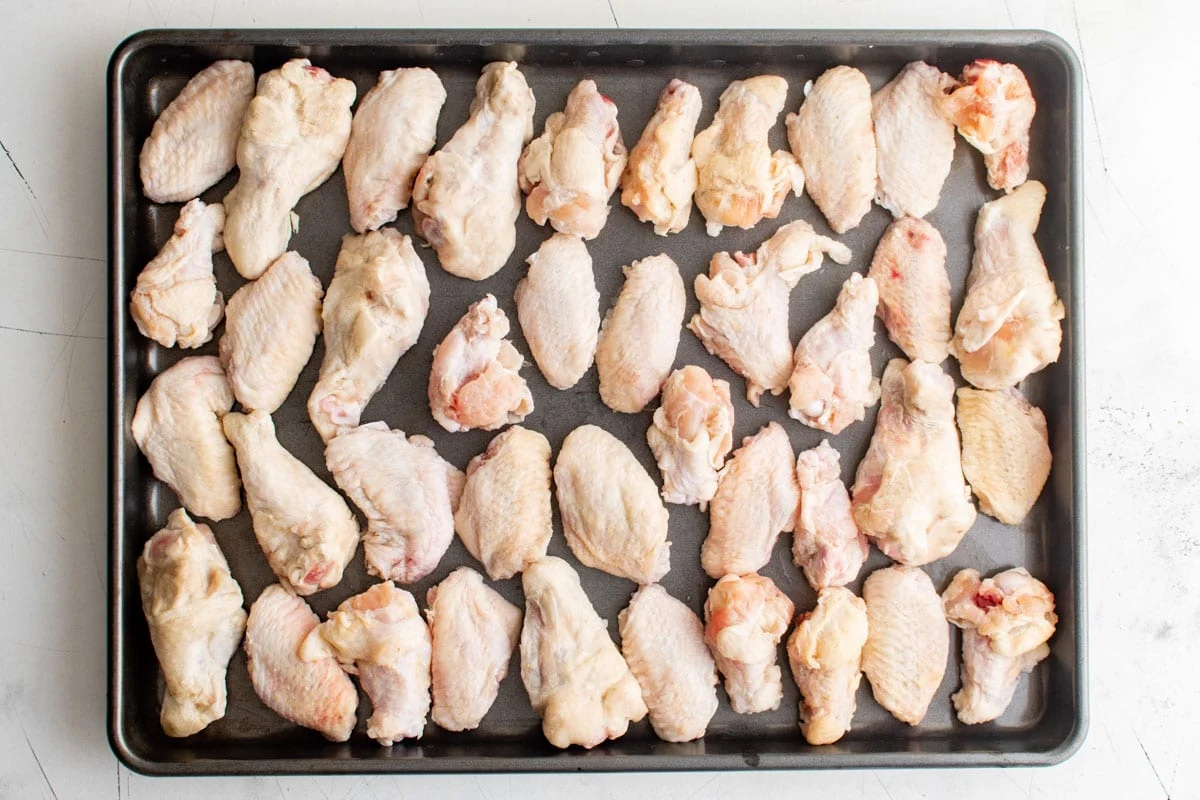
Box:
704;573;794;714
308;229;430;442
130;198;225;348
868;216;951;364
223;59;356;279
940;60;1035;191
425;567;522;732
957;387;1052;524
520;557;647;748
786;586;868;745
646;365;735;509
223;411;360;595
130;355;241;521
942;567;1057;724
137;508;246;737
618;584;718;742
851;359;976;566
326;422;463;584
621;79;702;235
411;62;535;280
555;425;670;584
793;441;868;590
701;422;799;579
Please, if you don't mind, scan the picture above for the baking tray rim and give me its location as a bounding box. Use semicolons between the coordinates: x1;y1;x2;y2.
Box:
107;26;1087;775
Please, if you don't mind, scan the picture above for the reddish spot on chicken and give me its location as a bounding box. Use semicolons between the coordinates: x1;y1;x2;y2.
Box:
973;590;1003;610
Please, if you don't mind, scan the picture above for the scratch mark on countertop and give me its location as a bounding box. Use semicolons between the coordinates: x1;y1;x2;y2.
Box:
874;773;897;800
21;724;60;800
1002;0;1015;26
0;137;32;189
0;324;103;341
0;247;104;263
607;0;620;28
415;0;426;26
1134;731;1171;799
0;137;49;240
1072;0;1108;176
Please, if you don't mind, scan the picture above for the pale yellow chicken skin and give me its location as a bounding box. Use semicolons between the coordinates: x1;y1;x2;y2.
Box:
621;79;702;235
704;573;795;715
646;365;735;509
868;216;952;364
957;386;1052;524
787;586;869;745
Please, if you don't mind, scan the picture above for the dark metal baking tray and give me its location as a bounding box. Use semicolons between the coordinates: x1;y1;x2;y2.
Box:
108;28;1086;775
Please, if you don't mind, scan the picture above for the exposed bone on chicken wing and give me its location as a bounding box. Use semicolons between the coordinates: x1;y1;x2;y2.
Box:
787;66;877;234
646;365;735;509
701;421;799;579
326;422;463;585
223;411;360;595
307;229;430;442
786;586;868;745
957;387;1052;524
596;254;686;413
428;294;533;432
704;573;794;715
519;79;626;239
942;567;1057;724
140;60;255;203
454;425;552;581
940;60;1036;191
868;216;952;364
690;220;851;406
425;567;522;732
244;584;358;742
555;424;671;584
343;68;446;233
130;199;225;349
223;59;355;279
861;565;948;726
130;355;241;521
793;440;868;591
692;76;804;236
621;79;702;235
872;61;958;218
952;181;1064;390
788;272;880;434
138;508;246;737
514;233;600;390
520;557;647;749
411;62;535;280
618;584;718;742
851;359;976;566
300;581;431;745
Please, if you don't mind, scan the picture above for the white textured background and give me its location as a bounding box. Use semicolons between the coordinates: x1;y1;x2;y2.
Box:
2;1;1194;798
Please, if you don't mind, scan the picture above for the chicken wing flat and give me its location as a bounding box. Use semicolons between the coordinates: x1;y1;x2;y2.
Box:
957;387;1052;524
867;216;952;364
621;79;702;235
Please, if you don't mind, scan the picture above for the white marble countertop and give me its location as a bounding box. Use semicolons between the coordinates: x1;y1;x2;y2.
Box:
3;1;1193;798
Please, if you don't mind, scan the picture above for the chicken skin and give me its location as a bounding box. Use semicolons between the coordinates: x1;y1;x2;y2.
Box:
428;294;533;433
618;584;719;742
454;426;552;581
940;60;1036;191
130;198;225;349
690;219;851;406
646;365;735;509
425;567;522;732
621;79;702;235
942;567;1057;724
343;67;446;233
793;440;869;591
872;61;958;218
140;59;254;203
300;581;431;745
137;508;246;737
596;254;686;413
411;62;535;280
692;76;804;236
786;586;868;745
555;424;671;584
868;216;952;364
223;411;360;596
244;584;358;742
788;272;880;434
701;422;799;580
787;66;876;234
861;565;948;726
130;355;241;521
852;359;976;566
519;79;626;239
326;422;463;585
514;233;601;390
520;557;647;749
219;251;323;413
704;573;794;715
223;59;355;279
308;229;430;442
952;181;1064;390
957;387;1052;524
